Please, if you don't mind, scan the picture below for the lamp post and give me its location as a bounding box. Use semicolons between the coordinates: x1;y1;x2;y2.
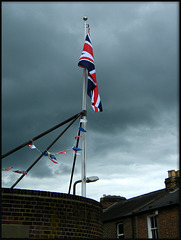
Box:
73;176;99;195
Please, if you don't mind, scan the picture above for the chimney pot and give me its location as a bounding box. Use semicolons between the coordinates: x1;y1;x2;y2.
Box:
168;170;176;178
176;170;180;177
165;170;179;191
100;195;126;209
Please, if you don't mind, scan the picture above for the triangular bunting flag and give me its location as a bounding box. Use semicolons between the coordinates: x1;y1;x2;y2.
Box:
27;142;36;149
13;170;27;175
79;127;86;132
75;135;82;139
72;147;82;151
2;166;13;171
58;151;66;155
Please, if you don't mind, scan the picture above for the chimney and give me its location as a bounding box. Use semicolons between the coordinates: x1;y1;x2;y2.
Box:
100;195;126;209
164;170;180;191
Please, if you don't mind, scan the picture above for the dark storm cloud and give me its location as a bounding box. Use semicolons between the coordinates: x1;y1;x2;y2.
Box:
2;2;178;199
2;3;83;156
86;3;178;137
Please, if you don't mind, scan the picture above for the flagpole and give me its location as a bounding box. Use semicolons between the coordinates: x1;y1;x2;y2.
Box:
81;16;88;197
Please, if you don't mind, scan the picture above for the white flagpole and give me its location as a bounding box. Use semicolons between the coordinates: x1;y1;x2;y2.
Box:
81;16;88;197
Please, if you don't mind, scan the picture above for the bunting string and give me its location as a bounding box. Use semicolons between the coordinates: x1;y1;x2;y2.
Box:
2;166;27;175
2;166;13;171
2;118;87;171
13;170;27;175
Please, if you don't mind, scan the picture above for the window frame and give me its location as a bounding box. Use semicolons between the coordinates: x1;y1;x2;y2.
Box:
147;213;158;239
117;222;124;239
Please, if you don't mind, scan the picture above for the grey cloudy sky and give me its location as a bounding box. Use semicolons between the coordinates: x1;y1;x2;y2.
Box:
2;2;179;201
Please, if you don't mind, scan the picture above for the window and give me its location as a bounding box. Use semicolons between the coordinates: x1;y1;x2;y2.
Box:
117;223;124;239
147;214;158;239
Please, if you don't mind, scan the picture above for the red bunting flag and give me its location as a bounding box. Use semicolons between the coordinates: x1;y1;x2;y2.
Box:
48;157;58;164
27;142;36;149
75;135;82;139
13;170;27;175
2;166;13;171
58;150;66;155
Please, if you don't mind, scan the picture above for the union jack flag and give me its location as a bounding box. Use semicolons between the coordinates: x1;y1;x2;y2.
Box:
78;30;103;112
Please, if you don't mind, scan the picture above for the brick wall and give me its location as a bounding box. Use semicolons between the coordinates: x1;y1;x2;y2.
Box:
136;214;148;238
158;206;179;239
103;218;133;239
1;188;103;239
103;221;116;238
124;217;133;238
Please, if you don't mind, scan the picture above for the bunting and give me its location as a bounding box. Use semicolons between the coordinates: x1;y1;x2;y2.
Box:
2;166;13;171
27;142;36;149
49;154;58;164
2;119;87;172
75;135;82;139
13;170;27;175
2;166;27;175
41;151;58;164
72;147;82;152
79;126;86;132
57;151;66;155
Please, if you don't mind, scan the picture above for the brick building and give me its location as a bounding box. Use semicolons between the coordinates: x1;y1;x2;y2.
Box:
1;188;103;238
101;170;179;239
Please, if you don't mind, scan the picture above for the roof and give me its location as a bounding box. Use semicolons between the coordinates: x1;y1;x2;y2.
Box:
103;188;179;223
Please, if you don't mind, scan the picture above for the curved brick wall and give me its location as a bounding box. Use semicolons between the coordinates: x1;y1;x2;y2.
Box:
2;188;103;239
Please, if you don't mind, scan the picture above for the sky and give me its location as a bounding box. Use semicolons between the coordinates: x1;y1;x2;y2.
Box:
2;2;179;202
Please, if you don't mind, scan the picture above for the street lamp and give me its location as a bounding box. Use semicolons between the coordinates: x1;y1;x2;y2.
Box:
73;176;99;195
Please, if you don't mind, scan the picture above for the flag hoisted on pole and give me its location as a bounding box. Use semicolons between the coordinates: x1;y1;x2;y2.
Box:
78;20;103;112
78;16;103;197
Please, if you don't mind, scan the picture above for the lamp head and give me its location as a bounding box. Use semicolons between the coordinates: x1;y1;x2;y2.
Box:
86;176;99;183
